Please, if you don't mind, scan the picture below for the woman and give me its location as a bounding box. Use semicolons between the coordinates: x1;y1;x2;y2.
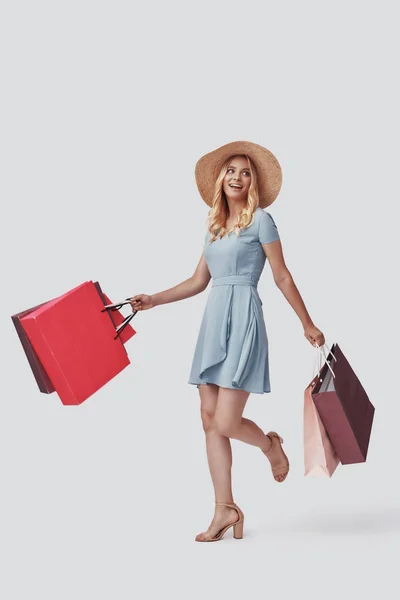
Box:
129;141;325;542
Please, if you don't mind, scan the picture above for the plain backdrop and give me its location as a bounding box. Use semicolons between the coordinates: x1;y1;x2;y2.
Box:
1;1;399;599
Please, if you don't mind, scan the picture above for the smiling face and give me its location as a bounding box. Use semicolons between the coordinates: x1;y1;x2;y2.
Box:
222;155;252;204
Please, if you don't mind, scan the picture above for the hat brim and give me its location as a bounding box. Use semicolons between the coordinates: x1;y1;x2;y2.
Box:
195;140;282;209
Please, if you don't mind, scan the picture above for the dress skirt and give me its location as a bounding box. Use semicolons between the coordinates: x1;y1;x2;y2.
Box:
188;275;271;394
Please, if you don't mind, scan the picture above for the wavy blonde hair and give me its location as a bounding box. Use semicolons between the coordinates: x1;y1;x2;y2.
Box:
206;154;260;243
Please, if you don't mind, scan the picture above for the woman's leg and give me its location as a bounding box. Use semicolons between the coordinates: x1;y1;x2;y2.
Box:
195;383;241;541
215;387;288;482
199;383;233;502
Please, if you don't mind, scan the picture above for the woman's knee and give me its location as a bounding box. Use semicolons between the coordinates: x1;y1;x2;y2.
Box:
214;416;240;438
200;407;217;433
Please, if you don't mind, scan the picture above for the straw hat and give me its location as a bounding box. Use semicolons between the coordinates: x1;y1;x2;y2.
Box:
195;140;282;208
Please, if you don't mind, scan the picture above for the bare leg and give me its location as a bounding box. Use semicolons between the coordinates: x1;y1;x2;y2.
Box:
195;384;241;541
195;384;288;540
214;387;269;449
215;387;288;482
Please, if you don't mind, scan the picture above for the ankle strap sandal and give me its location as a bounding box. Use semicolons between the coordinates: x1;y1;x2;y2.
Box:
262;431;290;483
195;502;244;542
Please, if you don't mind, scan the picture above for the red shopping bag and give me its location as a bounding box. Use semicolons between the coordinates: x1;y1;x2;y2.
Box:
19;281;132;405
304;345;340;477
12;281;136;395
93;281;136;345
311;343;375;464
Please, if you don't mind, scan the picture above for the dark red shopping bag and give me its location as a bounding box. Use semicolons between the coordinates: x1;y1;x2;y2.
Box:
12;302;56;394
19;281;132;405
311;343;375;464
12;281;136;395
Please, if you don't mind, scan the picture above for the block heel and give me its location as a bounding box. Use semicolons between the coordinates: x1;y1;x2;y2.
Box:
195;502;245;542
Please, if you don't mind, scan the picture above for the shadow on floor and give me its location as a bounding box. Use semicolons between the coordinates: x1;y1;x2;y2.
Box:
261;507;400;535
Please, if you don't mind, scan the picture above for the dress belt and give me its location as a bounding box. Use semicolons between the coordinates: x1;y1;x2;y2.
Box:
212;275;258;288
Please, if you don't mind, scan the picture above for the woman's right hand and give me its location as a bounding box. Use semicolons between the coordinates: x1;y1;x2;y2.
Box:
129;294;155;311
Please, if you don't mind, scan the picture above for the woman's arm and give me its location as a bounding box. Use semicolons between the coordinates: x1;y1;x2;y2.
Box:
153;254;211;307
262;240;325;346
130;254;211;311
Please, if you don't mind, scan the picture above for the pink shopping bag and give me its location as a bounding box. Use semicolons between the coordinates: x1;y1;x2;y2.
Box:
304;343;340;477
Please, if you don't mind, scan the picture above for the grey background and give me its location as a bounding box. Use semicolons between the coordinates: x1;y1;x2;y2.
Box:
1;1;399;598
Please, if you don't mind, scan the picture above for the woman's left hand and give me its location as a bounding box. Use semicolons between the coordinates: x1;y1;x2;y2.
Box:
304;323;325;347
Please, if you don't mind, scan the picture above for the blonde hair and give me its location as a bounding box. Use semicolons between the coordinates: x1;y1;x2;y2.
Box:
205;154;260;243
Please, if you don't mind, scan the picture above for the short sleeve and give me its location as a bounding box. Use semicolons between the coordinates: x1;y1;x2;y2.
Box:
258;210;280;244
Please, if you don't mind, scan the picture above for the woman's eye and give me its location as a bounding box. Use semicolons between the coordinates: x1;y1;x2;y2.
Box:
227;168;250;176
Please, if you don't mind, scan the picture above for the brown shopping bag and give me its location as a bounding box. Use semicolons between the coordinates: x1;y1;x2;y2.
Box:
311;342;375;465
304;343;340;477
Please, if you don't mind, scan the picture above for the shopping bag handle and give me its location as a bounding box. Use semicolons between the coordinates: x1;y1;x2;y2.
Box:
102;298;134;311
101;297;138;340
313;342;337;380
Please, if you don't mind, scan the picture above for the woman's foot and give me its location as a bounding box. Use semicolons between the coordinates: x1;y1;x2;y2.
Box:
195;504;240;542
262;432;290;482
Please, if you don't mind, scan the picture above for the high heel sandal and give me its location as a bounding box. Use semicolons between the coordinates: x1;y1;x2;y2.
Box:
262;431;290;483
195;502;244;542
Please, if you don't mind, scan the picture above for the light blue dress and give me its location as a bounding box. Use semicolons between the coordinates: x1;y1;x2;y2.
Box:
188;207;280;394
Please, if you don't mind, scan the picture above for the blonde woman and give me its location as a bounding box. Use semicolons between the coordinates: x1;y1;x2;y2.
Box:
129;141;325;542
